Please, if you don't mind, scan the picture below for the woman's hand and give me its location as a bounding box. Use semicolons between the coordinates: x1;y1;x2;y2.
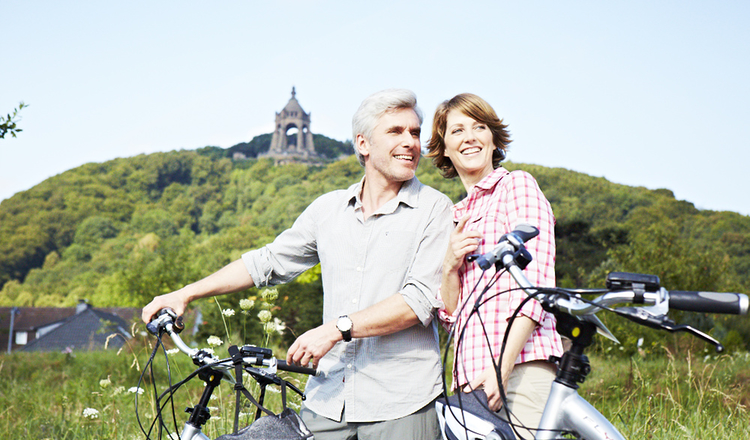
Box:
441;215;483;314
464;366;508;412
444;215;483;274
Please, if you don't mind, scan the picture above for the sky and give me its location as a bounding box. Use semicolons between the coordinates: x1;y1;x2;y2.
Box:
2;1;749;216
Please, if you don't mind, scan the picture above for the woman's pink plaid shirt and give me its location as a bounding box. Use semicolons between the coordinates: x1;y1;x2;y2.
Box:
438;167;564;388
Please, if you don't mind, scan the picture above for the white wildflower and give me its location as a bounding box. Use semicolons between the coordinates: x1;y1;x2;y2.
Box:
240;298;255;310
222;308;236;317
258;310;272;323
82;407;100;419
99;377;111;389
166;348;180;355
264;321;276;335
128;387;145;395
112;386;125;396
261;288;278;302
207;336;224;347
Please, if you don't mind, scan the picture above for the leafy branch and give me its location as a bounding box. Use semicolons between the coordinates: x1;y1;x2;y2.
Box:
1;102;28;139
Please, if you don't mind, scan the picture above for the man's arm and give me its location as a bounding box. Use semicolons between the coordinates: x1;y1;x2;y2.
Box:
286;293;419;368
141;259;255;323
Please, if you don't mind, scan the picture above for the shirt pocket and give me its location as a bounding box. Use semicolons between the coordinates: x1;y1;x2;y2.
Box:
375;230;417;273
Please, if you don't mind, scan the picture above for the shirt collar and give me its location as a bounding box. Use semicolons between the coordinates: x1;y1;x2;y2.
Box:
474;166;509;191
452;167;508;218
346;175;420;214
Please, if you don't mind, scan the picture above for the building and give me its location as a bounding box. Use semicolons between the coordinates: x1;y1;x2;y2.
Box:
0;301;138;353
260;87;321;164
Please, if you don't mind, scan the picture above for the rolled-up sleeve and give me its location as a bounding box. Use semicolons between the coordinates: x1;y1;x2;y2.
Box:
400;200;453;326
241;199;322;287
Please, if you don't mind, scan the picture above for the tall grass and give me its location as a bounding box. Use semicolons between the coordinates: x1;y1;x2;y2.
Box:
580;350;750;439
2;334;748;439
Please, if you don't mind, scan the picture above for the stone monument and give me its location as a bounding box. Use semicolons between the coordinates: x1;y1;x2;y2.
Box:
262;87;318;164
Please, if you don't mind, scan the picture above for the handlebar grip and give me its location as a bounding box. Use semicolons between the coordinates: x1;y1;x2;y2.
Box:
511;223;540;244
277;360;318;376
669;291;749;315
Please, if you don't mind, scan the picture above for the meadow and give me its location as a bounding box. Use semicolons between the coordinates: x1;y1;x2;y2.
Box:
1;327;748;439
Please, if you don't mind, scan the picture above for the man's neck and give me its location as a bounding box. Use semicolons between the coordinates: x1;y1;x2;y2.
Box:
359;174;406;221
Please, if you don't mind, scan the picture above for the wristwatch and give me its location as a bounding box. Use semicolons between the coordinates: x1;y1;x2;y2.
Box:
336;315;353;342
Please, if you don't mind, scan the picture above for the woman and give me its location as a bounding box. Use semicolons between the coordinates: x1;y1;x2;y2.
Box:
427;93;563;437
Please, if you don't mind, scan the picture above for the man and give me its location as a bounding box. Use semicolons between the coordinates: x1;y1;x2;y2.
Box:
142;89;452;439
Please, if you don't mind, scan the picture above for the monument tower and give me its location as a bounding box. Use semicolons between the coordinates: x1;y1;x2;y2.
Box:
264;87;317;163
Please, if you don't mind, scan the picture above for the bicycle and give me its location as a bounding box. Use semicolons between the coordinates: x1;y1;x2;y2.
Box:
140;309;318;440
435;224;749;440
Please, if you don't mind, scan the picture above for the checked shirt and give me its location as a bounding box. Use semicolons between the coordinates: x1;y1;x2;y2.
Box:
439;167;564;388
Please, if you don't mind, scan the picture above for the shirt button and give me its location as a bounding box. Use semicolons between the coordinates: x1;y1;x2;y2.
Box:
356;267;363;272
347;364;353;369
352;298;358;304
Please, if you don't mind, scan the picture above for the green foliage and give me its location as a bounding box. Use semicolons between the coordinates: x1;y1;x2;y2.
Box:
312;134;353;159
0;102;28;139
1;148;749;352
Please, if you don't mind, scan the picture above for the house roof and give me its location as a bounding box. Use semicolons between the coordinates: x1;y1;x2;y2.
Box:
0;307;76;333
22;305;138;352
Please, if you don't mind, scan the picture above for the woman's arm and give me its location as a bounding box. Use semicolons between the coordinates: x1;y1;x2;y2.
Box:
441;215;483;314
465;315;537;411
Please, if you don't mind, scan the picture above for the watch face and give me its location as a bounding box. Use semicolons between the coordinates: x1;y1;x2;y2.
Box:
337;316;352;331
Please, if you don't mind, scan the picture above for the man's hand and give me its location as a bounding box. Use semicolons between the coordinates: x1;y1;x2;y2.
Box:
141;290;189;324
286;322;342;369
464;366;508;412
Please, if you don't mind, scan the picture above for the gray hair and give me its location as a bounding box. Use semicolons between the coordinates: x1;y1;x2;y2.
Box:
351;89;423;166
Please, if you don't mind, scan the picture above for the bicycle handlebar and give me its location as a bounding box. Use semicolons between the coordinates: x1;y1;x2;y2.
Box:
667;290;749;315
147;308;320;378
277;360;318;376
486;224;749;350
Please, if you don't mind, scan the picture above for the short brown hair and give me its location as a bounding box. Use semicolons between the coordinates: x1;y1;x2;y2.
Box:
426;93;511;179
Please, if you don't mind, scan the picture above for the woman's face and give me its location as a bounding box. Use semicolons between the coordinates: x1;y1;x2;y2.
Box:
443;109;495;180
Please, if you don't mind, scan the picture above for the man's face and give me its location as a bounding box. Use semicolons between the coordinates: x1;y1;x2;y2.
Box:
357;108;421;184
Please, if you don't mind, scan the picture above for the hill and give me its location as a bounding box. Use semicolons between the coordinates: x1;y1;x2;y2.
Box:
1;140;749;350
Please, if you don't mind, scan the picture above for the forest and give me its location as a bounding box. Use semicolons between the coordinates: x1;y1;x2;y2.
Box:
1;135;749;353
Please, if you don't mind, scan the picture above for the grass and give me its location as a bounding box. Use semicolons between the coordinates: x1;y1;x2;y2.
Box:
1;333;748;439
580;350;750;439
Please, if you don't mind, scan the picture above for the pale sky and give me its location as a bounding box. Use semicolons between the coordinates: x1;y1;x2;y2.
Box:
2;1;749;215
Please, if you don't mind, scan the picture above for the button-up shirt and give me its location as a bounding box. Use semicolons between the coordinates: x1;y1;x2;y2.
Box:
438;167;564;388
242;176;453;422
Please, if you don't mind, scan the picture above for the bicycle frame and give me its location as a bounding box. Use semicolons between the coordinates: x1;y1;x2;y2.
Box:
533;314;625;440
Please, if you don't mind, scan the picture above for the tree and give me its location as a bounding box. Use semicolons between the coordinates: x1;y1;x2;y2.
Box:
0;102;28;139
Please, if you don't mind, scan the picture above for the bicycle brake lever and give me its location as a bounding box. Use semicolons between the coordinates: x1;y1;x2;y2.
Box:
616;306;672;331
285;381;306;400
616;307;724;352
665;323;724;353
